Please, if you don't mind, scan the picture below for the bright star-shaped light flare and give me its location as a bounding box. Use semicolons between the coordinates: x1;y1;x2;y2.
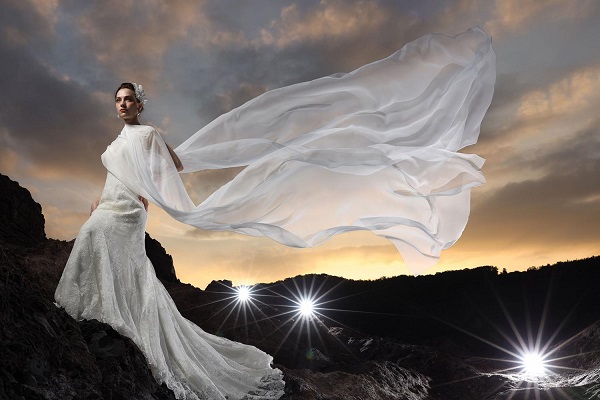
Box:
236;286;251;302
521;351;548;377
299;298;315;318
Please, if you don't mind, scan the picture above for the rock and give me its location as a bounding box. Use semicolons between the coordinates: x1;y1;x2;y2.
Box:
205;279;233;292
145;232;178;282
14;238;74;299
0;241;175;399
281;362;430;400
0;173;46;246
293;348;334;371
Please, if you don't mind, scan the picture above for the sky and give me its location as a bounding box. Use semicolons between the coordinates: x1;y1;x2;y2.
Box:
1;0;599;289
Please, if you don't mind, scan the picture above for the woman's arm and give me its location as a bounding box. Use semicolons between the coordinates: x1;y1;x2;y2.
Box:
90;196;101;215
138;196;149;211
165;143;184;172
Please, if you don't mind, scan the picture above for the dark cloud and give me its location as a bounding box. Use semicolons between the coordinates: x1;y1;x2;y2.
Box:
529;126;600;177
202;0;295;36
469;123;600;247
0;1;114;182
0;0;56;45
469;175;600;248
162;1;445;131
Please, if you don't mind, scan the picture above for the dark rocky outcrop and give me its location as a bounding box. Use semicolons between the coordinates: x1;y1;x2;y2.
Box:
145;233;178;282
0;174;176;399
0;174;46;247
0;241;175;400
280;361;431;400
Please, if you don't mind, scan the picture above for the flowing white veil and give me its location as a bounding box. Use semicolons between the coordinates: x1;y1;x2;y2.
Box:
102;27;496;274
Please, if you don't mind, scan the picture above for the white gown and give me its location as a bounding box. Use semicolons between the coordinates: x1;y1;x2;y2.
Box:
55;27;495;400
55;172;285;400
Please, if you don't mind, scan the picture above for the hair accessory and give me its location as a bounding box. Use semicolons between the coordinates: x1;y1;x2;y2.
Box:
132;83;148;104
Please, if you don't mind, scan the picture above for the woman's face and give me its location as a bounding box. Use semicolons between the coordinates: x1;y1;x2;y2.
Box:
115;88;141;123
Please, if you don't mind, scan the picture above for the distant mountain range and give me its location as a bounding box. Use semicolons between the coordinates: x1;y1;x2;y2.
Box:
1;172;599;399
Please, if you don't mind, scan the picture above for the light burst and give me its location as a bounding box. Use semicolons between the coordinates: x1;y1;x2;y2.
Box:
520;350;548;377
427;270;591;399
298;298;315;318
236;286;251;303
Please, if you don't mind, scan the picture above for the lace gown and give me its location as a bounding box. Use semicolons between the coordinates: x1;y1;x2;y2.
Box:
54;172;285;400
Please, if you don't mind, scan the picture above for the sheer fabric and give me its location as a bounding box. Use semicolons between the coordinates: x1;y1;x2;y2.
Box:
103;27;496;273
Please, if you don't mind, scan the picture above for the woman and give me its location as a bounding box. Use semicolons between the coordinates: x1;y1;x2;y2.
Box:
56;27;495;399
55;84;286;399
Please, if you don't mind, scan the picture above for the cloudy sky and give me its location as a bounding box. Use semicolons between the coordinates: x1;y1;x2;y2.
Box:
1;0;599;289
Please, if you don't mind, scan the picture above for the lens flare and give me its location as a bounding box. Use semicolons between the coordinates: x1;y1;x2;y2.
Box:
521;351;547;377
236;286;251;302
299;298;315;317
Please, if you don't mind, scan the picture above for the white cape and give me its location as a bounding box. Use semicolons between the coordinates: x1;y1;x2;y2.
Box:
102;27;495;274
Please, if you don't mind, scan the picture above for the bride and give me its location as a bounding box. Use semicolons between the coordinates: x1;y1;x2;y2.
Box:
55;82;285;400
55;27;495;399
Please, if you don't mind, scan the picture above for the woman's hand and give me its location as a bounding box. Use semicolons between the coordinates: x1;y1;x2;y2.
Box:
90;196;101;215
166;143;184;172
139;196;149;211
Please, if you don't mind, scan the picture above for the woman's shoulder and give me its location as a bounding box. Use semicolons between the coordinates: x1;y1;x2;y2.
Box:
125;124;161;138
124;125;169;150
127;124;157;133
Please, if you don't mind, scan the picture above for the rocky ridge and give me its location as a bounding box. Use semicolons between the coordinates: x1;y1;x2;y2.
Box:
0;174;175;399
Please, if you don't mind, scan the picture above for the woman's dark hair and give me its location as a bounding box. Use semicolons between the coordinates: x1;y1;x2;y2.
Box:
115;82;144;115
115;82;140;102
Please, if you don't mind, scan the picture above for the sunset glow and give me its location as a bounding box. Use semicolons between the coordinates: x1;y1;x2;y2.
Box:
1;1;598;289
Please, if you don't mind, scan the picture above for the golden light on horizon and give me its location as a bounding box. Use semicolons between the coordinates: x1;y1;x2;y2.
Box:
37;199;598;291
167;230;600;290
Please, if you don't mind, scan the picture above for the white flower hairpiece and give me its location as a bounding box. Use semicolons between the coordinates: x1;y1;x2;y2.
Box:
132;82;148;104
